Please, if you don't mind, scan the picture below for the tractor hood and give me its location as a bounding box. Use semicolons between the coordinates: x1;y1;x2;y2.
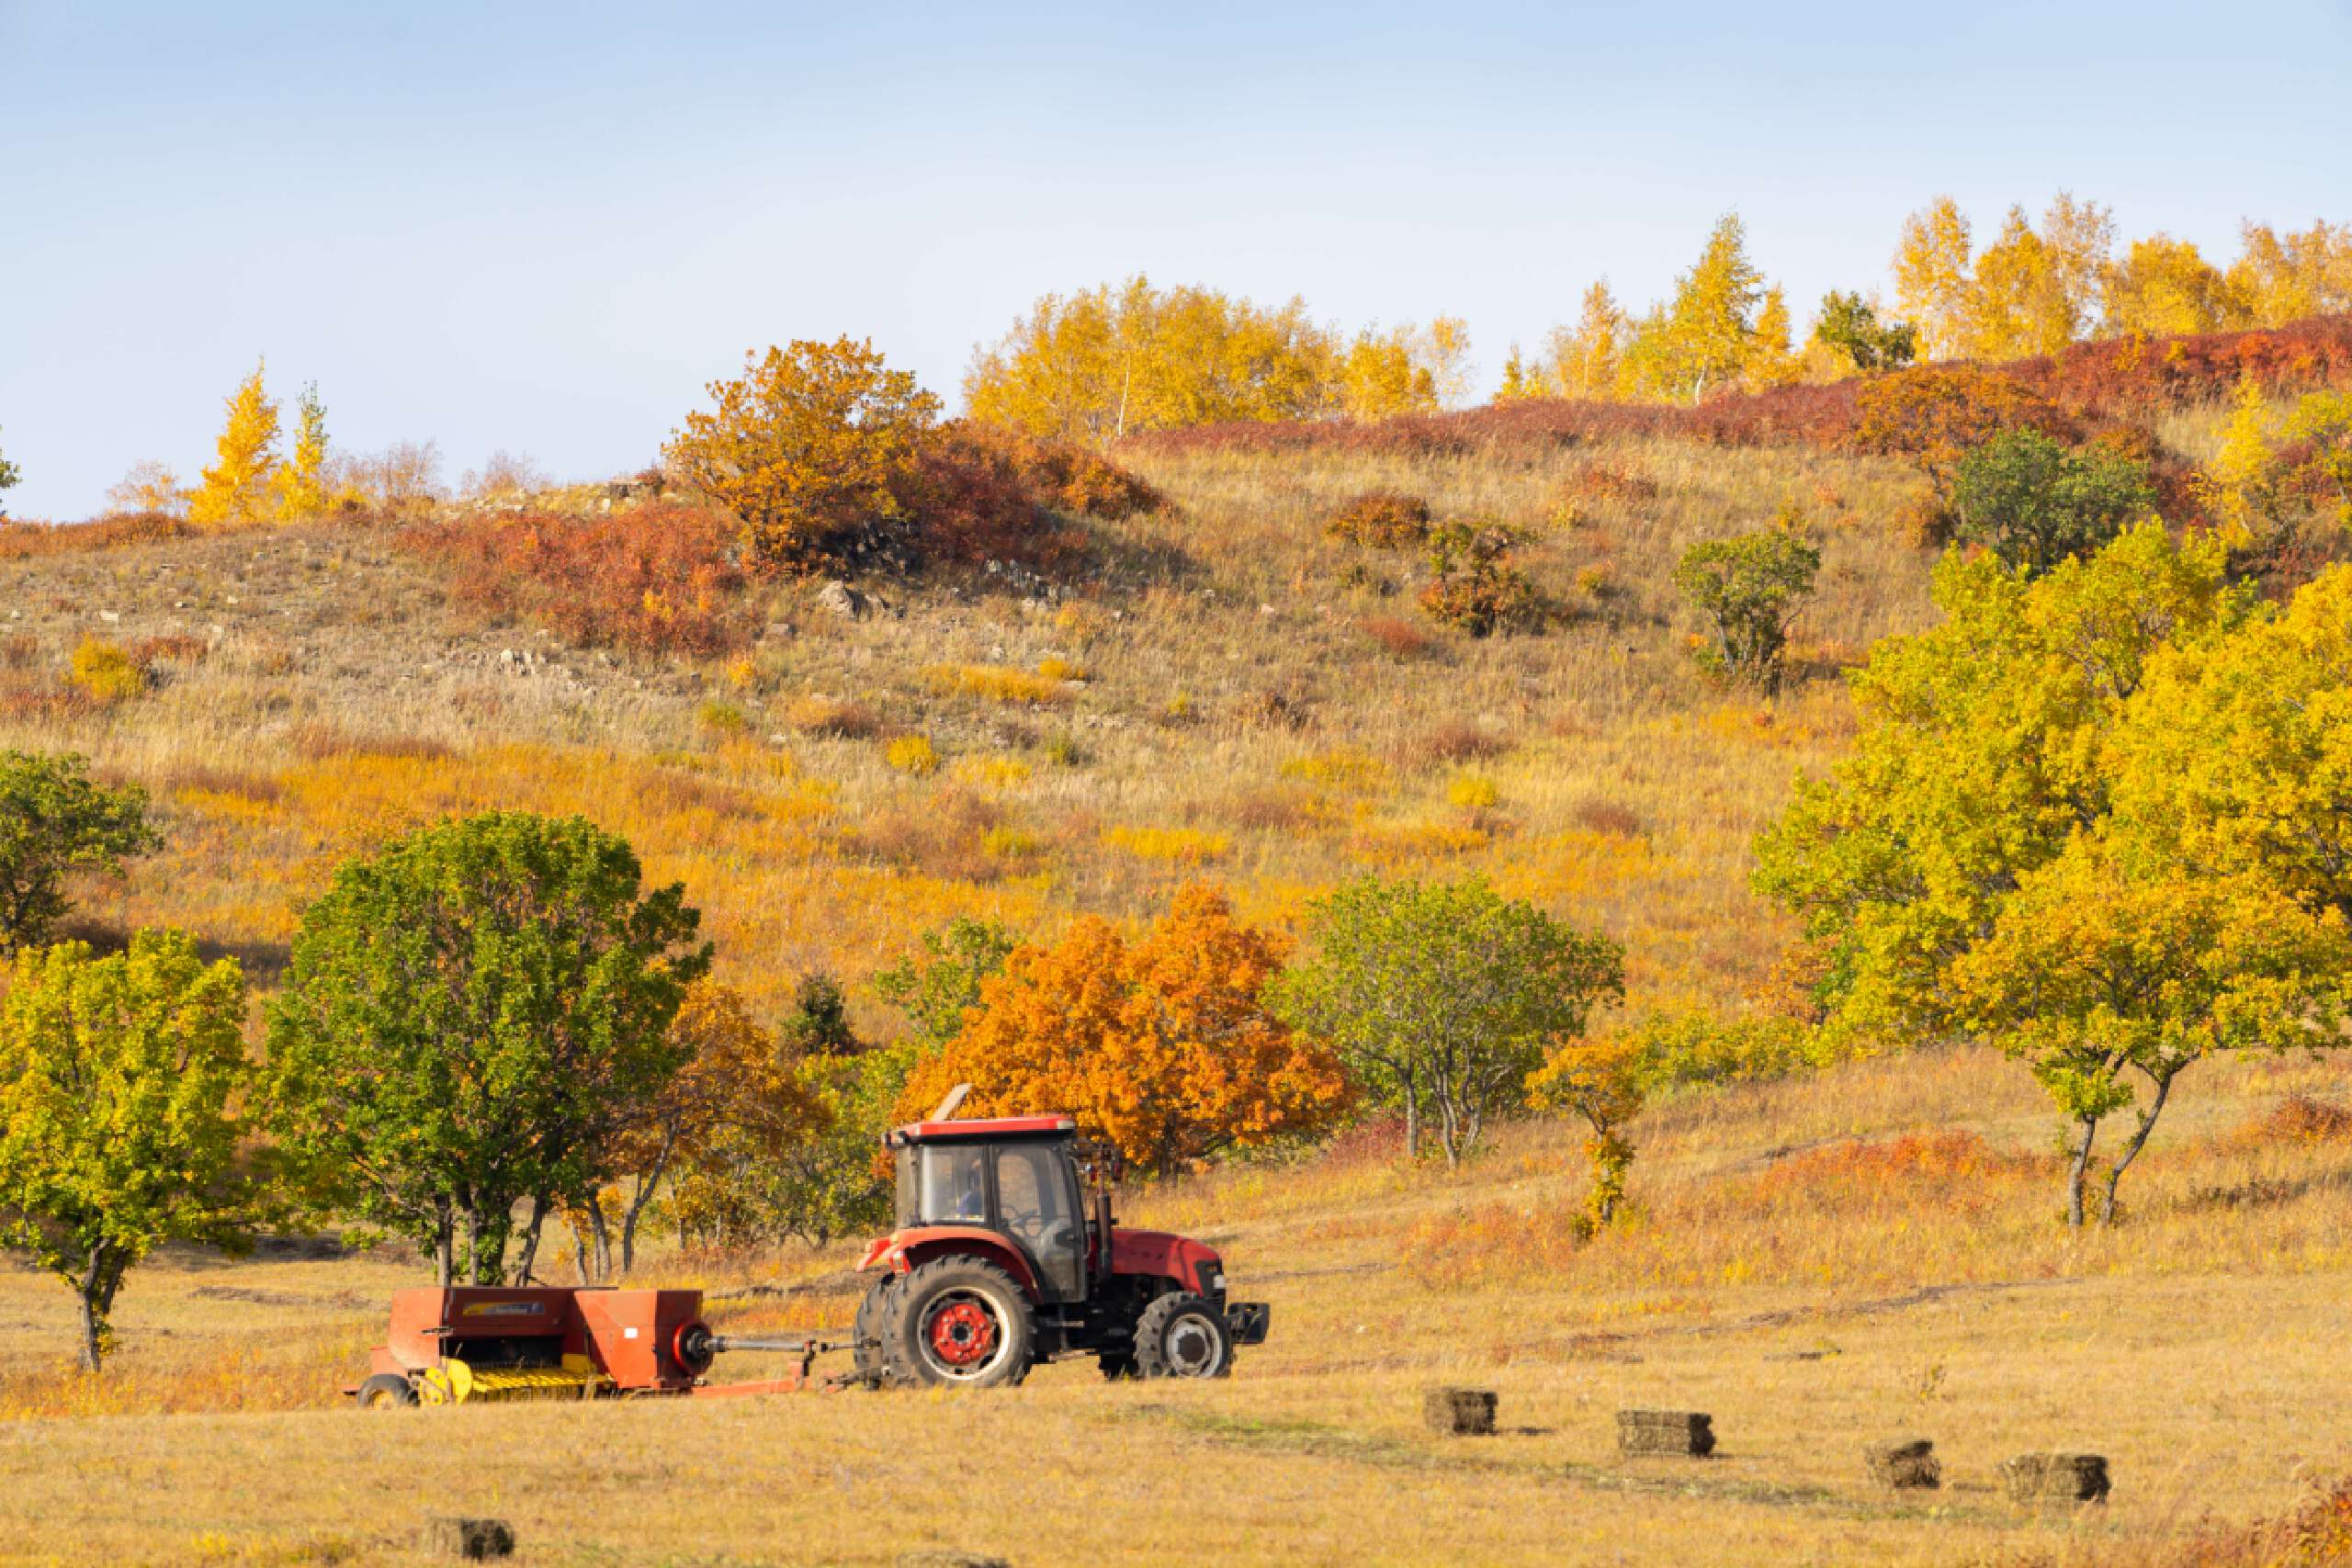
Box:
1109;1227;1225;1297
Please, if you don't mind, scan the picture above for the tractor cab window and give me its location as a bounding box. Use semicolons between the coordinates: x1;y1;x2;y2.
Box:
992;1144;1074;1252
918;1145;989;1224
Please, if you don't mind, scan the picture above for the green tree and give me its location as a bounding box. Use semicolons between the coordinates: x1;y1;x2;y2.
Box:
0;931;253;1369
1270;874;1624;1168
1812;291;1917;372
1955;842;2347;1225
264;812;709;1284
0;751;161;953
873;916;1022;1048
1753;524;2246;1046
1673;519;1821;688
1949;430;2156;576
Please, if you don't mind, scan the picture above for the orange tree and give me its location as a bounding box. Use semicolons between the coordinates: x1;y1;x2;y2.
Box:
898;884;1349;1176
664;336;941;571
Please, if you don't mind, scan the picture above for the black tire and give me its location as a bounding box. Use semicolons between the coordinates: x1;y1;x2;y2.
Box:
853;1275;899;1387
1132;1292;1234;1380
356;1372;418;1408
882;1256;1035;1389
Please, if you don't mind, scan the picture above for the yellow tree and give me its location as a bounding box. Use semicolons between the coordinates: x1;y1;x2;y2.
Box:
105;461;187;518
271;383;329;523
1743;285;1802;390
1893;197;1975;360
1544;282;1626;400
2106;235;2242;335
1336;326;1434;419
2193;376;2285;547
1414;316;1475;407
2039;191;2118;341
2228;220;2352;325
1623;214;1767;403
1966;205;2081;360
187;361;282;529
1527;1031;1649;1226
1494;345;1548;402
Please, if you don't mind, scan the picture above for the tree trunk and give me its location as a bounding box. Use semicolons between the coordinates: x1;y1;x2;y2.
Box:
2064;1115;2100;1229
435;1198;454;1289
513;1194;552;1285
1400;1080;1421;1165
74;1249;112;1372
2100;1073;2175;1224
590;1203;614;1283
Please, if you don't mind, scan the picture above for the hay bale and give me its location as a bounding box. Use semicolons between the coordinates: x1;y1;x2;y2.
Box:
1422;1386;1498;1437
1863;1437;1941;1490
2000;1451;2110;1504
420;1517;515;1560
1616;1408;1714;1457
899;1555;1010;1568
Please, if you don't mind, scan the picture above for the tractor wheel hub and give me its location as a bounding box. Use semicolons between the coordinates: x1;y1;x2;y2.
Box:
927;1300;997;1368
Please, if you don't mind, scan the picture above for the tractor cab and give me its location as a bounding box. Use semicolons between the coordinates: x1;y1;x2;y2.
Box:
887;1113;1094;1303
854;1100;1271;1388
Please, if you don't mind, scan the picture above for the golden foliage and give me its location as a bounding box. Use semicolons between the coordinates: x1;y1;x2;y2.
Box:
898;883;1350;1173
187;361;281;530
663;336;940;570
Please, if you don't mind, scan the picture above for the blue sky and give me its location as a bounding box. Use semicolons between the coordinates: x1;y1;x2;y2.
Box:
5;0;2348;517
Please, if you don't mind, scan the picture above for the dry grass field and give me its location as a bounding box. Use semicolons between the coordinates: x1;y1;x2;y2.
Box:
6;405;2346;1566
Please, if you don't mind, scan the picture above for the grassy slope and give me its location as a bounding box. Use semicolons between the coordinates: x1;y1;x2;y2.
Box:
6;404;2346;1565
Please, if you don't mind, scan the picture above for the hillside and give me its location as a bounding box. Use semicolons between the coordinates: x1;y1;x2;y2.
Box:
2;389;2348;1565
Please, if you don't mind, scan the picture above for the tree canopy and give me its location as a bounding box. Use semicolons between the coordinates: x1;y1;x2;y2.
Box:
263;811;709;1283
0;750;160;953
1270;874;1624;1168
0;931;253;1370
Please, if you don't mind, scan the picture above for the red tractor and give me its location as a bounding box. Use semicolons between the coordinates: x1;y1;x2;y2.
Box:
852;1110;1270;1387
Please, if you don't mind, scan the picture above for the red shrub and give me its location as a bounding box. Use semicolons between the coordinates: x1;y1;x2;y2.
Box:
0;511;199;560
1751;1130;2049;1214
942;421;1164;521
402;502;749;656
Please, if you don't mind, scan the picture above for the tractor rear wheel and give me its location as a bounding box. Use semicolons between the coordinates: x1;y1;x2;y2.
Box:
853;1275;899;1386
883;1256;1035;1389
1132;1292;1233;1380
356;1373;418;1408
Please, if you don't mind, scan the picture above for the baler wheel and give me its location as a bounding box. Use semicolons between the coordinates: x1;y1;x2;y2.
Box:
853;1276;899;1387
883;1256;1034;1389
1132;1292;1233;1380
356;1373;418;1408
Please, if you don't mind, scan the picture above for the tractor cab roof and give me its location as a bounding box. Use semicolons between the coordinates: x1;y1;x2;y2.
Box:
888;1113;1076;1147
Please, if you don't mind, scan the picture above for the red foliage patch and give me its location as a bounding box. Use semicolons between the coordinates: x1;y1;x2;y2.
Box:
0;511;200;560
1123;315;2352;462
402;502;750;657
1751;1130;2049;1213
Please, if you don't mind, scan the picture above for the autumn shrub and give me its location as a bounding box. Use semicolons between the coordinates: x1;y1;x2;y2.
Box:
696;699;748;737
664;337;940;571
1362;615;1434;659
67;638;144;704
897;882;1351;1175
784;695;883;739
948;420;1164;519
1748;1131;2050;1216
923;662;1069;705
885;734;940;775
1615;1008;1824;1090
1564;456;1659;506
1103;824;1231;865
1851;366;2079;505
402;501;748;656
1673;520;1820;687
1419;521;1538;637
1410;718;1510;767
0;511;198;561
1325;490;1431;548
1949;428;2158;575
2234;1093;2352;1148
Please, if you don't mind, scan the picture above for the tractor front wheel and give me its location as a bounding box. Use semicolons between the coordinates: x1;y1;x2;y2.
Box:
1132;1292;1233;1380
356;1373;418;1408
883;1257;1035;1389
853;1275;899;1387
